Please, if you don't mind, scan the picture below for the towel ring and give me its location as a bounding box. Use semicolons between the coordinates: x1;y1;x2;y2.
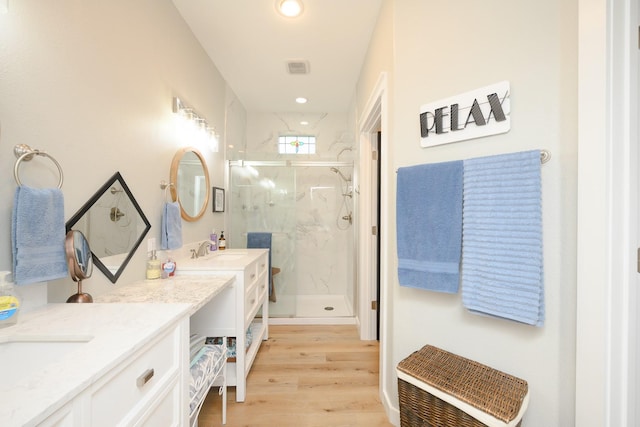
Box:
13;144;64;189
160;180;175;202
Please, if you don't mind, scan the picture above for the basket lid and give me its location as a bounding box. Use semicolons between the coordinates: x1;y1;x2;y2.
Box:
397;345;528;423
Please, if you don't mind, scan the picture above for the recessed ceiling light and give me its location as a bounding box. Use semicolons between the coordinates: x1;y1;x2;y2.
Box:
277;0;303;18
300;121;309;125
295;97;308;104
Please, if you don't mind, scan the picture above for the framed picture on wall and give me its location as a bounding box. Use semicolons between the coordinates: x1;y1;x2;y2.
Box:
213;187;225;212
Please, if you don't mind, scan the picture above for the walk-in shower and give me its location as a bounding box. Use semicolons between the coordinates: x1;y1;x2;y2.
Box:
227;160;355;322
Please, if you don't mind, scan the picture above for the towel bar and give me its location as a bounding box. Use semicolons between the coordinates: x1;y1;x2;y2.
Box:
13;144;63;188
396;149;551;173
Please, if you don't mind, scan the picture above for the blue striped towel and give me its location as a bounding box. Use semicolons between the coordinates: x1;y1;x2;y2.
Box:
462;150;544;326
396;160;464;293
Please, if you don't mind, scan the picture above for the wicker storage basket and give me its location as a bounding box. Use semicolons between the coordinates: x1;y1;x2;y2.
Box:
397;345;529;427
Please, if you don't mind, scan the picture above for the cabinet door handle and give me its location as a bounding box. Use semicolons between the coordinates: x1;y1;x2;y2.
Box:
136;368;154;388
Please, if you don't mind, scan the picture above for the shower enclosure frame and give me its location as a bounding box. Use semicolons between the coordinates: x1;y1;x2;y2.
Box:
227;159;356;323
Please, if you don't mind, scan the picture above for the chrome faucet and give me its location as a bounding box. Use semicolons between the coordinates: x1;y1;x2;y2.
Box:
195;241;212;258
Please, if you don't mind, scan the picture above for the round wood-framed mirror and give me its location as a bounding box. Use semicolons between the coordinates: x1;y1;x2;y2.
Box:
170;147;210;222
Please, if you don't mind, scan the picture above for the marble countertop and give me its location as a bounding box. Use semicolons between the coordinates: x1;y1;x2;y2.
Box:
0;274;236;425
0;302;191;426
94;274;235;314
177;248;268;272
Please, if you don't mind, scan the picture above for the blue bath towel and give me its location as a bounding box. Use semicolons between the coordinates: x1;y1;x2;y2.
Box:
462;150;544;326
161;202;183;250
247;232;273;297
396;160;464;293
11;186;68;285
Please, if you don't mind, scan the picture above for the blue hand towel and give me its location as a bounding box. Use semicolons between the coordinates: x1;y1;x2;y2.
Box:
161;202;183;250
462;150;544;326
247;232;273;297
11;186;68;285
396;160;464;293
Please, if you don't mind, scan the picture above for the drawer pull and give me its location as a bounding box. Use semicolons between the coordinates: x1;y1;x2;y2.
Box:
250;273;256;279
136;368;154;388
250;298;256;304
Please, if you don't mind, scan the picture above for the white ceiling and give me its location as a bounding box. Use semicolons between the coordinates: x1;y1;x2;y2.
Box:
171;0;382;113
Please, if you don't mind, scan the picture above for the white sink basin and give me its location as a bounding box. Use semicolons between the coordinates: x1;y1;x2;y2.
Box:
212;252;247;261
0;335;93;386
187;251;248;263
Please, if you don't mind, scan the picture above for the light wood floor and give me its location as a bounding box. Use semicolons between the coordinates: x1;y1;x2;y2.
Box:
197;324;393;427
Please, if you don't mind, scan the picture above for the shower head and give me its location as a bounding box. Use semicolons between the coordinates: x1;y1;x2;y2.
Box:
330;167;351;182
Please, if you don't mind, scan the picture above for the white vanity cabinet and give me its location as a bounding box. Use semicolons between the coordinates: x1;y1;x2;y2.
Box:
37;317;189;427
86;318;189;427
0;304;191;427
186;249;269;402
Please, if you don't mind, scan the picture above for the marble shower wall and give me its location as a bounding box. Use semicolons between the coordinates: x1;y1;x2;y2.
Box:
227;112;356;314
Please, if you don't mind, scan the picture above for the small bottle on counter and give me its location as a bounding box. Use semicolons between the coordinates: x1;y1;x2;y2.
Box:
218;231;226;250
146;250;161;280
162;257;176;279
0;272;20;329
210;229;218;251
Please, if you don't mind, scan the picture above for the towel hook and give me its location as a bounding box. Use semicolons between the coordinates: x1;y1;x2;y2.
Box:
13;144;64;189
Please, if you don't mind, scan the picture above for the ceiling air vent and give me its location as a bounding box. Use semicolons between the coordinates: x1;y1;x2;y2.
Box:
286;60;310;75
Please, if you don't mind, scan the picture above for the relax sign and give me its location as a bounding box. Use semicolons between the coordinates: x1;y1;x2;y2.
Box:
419;81;510;147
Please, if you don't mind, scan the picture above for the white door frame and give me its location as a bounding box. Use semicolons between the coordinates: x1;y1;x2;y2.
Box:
357;72;394;417
358;73;388;342
576;0;638;425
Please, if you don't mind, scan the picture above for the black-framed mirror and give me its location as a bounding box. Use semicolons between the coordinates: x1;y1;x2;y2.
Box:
66;172;151;283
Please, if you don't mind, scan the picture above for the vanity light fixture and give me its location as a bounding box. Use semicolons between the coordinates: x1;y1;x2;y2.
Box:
172;97;219;152
277;0;303;18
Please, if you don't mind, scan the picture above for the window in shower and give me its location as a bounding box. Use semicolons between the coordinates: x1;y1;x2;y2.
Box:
278;135;316;154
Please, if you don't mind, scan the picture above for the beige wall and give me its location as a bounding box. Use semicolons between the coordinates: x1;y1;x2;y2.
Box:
0;0;236;300
357;1;578;425
1;0;584;424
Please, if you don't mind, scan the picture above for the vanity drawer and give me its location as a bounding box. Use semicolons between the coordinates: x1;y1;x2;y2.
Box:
245;284;259;319
243;260;259;289
89;325;181;426
256;255;268;280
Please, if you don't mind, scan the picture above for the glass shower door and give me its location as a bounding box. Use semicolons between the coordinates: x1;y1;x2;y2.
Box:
228;164;297;317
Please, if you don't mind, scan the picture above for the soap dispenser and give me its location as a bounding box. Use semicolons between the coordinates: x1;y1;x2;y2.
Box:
218;231;226;250
210;229;218;251
146;250;161;280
